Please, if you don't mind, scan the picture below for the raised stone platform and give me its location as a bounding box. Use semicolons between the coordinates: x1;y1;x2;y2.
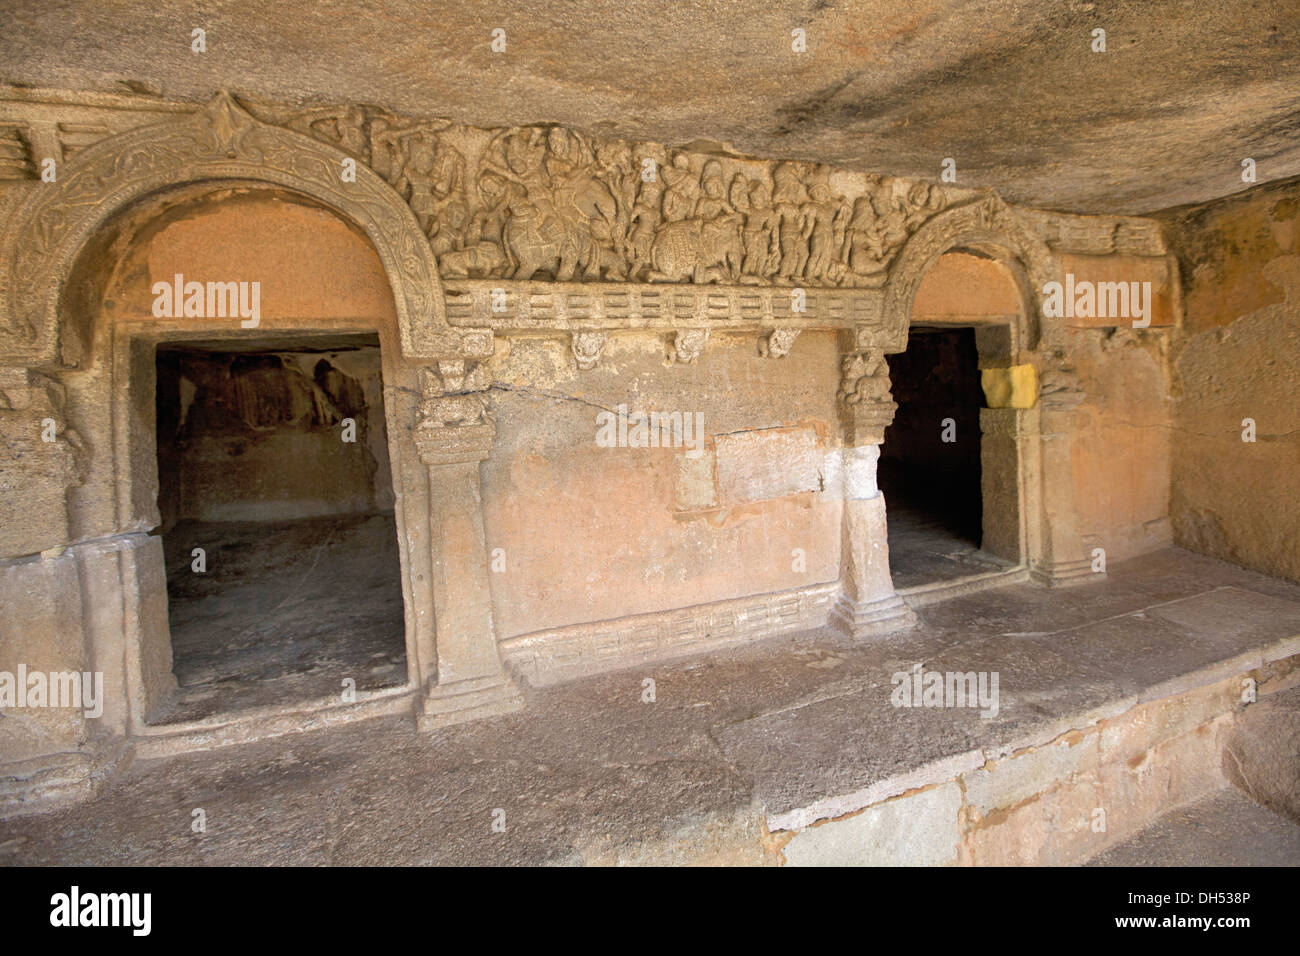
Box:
2;547;1298;865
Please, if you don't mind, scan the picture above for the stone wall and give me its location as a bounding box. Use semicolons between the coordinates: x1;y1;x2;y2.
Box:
0;90;1189;810
483;329;844;640
1157;177;1300;582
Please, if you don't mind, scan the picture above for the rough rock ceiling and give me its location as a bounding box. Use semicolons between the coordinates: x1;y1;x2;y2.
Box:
2;0;1297;214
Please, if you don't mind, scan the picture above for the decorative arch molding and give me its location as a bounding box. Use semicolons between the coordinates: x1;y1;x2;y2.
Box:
0;92;491;368
882;194;1057;352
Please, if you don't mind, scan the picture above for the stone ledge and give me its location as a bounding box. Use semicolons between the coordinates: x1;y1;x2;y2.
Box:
5;547;1299;864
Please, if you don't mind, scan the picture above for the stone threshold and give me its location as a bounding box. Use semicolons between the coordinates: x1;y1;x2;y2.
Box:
896;563;1029;608
131;685;416;760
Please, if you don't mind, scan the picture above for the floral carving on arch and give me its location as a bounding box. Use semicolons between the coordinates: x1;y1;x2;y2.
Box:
882;194;1057;351
0;92;492;368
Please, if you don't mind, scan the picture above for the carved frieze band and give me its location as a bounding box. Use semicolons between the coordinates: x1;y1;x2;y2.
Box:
442;280;890;333
0;88;1173;371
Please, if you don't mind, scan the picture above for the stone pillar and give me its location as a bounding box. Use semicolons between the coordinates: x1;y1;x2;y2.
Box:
977;363;1038;565
412;361;523;730
829;335;918;638
1031;351;1100;586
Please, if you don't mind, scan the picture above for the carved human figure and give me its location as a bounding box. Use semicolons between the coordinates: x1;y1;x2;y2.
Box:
694;160;729;220
627;176;663;279
843;196;886;281
441;171;511;278
774;163;812;281
870;179;911;265
595;140;636;264
741;179;779;280
804;180;840;283
661;153;699;223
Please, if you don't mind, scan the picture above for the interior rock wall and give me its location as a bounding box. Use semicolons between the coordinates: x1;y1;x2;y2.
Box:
1064;322;1173;564
0;90;1193;811
155;345;391;526
1157;177;1300;582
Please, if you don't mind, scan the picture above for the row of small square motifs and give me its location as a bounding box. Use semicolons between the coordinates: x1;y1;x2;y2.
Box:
443;290;875;323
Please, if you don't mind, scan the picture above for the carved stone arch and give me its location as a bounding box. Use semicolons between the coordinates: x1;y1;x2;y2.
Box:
0;92;490;368
882;195;1056;353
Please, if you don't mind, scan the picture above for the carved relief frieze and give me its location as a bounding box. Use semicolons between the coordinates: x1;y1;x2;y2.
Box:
259;102;960;289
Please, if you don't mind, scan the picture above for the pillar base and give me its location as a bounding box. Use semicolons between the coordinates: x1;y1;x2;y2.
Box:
418;674;524;732
830;592;918;639
1031;557;1103;588
0;747;117;820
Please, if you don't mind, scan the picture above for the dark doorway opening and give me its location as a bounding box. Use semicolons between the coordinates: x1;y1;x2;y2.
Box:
880;326;1004;589
153;334;406;722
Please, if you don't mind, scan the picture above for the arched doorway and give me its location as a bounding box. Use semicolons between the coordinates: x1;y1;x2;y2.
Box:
0;94;503;746
879;198;1055;601
89;185;411;722
883;250;1027;592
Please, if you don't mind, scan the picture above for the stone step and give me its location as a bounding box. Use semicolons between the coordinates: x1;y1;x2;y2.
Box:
1086;787;1300;866
1221;683;1300;825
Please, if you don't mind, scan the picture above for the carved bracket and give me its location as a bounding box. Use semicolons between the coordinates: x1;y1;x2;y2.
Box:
414;359;496;465
759;327;800;358
667;328;709;365
570;330;608;370
838;328;898;445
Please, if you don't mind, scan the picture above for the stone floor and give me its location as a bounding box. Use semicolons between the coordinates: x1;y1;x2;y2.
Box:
883;489;1013;595
1089;788;1300;866
3;546;1299;865
157;513;408;722
885;493;1011;590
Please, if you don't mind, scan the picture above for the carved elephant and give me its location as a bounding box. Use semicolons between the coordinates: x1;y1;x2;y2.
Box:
648;217;743;283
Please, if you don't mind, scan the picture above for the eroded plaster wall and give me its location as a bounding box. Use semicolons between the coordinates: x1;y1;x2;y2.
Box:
1157;176;1300;581
483;331;844;639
